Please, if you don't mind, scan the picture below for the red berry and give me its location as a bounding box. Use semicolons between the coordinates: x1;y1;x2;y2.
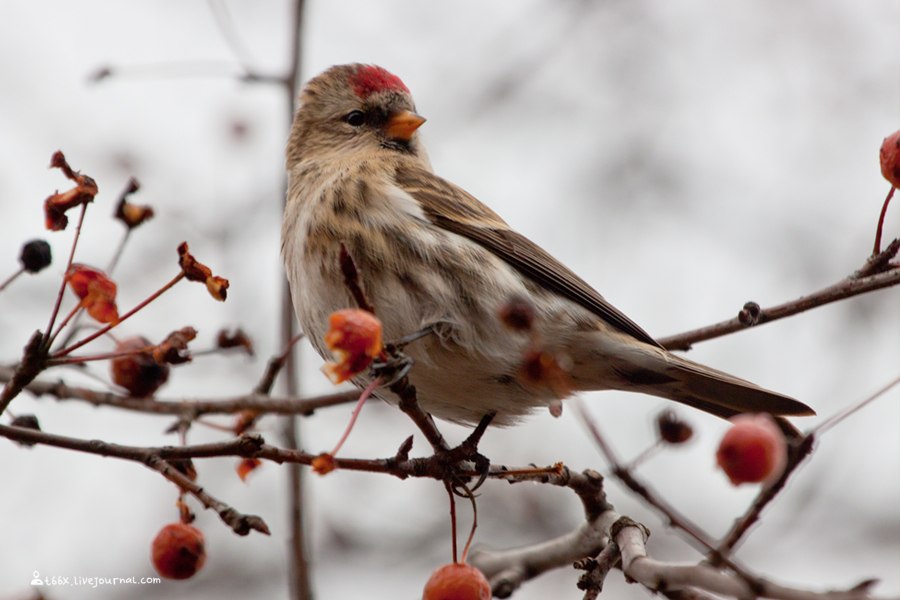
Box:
880;129;900;188
151;523;206;580
322;309;383;383
422;562;491;600
110;337;170;397
716;414;787;485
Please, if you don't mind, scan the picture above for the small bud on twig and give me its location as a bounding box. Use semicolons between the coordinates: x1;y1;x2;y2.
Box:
737;301;761;326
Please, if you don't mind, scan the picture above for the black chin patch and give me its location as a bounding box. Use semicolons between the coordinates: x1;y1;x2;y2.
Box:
381;138;415;154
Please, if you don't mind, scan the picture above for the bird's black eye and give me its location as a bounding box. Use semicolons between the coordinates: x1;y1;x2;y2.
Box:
344;110;366;127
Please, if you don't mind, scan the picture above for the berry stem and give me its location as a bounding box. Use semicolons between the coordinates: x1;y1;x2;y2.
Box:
445;482;459;564
107;229;132;274
328;377;380;456
813;374;900;436
43;202;88;348
873;186;895;255
0;267;24;293
53;271;185;358
460;487;478;564
45;303;84;349
45;344;154;367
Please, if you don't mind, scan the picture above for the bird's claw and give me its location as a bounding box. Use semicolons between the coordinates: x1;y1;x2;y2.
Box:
370;353;414;387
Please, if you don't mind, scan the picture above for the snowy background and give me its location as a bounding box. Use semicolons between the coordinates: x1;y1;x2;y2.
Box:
1;1;898;599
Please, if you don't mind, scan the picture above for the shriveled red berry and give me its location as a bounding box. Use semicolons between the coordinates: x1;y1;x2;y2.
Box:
151;522;206;580
716;414;787;485
422;562;491;600
66;264;119;324
322;309;383;383
880;129;900;188
110;336;170;397
19;240;52;273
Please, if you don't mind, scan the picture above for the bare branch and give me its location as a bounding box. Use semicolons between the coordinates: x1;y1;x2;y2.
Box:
0;365;358;417
471;512;615;597
615;519;878;600
659;241;900;351
0;423;269;536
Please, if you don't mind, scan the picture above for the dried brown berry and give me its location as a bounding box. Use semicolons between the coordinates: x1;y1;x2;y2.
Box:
114;178;154;229
110;337;170;397
44;151;98;231
177;242;229;301
153;327;198;365
216;328;254;356
656;409;693;444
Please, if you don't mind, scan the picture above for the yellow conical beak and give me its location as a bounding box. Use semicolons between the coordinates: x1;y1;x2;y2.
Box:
384;110;426;142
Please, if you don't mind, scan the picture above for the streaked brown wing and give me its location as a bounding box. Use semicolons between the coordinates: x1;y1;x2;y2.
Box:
393;164;662;348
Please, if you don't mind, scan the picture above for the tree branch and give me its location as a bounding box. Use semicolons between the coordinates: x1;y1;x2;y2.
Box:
0;423;269;536
0;365;358;417
615;519;879;600
659;240;900;351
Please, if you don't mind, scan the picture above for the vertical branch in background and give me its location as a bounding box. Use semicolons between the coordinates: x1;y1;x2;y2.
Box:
280;2;309;599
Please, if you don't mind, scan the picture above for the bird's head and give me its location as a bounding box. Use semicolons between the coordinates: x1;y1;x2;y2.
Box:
287;64;427;167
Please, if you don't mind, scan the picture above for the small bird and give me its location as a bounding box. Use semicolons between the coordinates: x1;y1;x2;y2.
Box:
282;64;814;429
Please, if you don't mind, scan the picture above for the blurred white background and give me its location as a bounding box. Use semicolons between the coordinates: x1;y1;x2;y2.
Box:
1;1;898;598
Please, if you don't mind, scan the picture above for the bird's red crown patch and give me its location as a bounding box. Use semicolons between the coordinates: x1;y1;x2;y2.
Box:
349;65;409;98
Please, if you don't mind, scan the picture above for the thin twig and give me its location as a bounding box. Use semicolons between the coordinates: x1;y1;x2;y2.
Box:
572;400;754;579
206;0;258;69
45;302;83;349
254;333;304;395
659;242;900;351
714;435;815;557
53;271;185;358
0;331;46;415
873;187;895;255
0;268;24;292
0;365;358;417
44;203;88;347
0;423;269;536
717;375;900;555
812;374;900;436
45;344;155;367
106;229;132;274
328;378;380;456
